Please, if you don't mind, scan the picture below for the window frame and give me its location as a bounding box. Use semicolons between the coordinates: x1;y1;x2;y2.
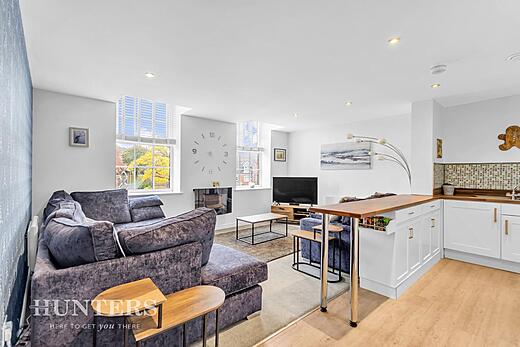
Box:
116;96;178;193
236;121;265;189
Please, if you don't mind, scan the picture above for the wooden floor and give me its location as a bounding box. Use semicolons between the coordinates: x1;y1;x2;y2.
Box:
259;259;520;347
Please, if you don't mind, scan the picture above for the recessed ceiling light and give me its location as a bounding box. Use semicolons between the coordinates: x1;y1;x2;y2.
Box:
144;72;156;78
387;37;400;45
506;52;520;62
345;101;353;106
293;113;298;118
431;83;441;89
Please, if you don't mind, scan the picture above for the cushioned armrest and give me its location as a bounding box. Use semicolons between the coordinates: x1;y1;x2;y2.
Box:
31;240;202;347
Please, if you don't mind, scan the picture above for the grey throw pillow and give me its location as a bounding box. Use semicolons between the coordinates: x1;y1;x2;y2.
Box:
71;189;132;224
44;217;121;268
129;195;163;209
131;206;165;222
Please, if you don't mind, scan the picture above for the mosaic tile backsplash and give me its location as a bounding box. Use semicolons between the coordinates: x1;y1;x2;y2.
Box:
0;0;32;343
436;163;520;190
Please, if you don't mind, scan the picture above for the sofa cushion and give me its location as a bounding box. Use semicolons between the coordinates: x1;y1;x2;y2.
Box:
131;206;165;222
116;208;216;265
71;189;132;223
43;190;74;221
129;195;163;209
201;244;268;295
44;216;121;268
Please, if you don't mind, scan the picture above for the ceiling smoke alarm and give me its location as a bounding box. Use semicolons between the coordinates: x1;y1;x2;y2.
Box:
430;64;448;75
506;52;520;62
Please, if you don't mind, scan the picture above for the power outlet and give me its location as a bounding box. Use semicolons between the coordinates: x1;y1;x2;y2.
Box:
2;319;13;347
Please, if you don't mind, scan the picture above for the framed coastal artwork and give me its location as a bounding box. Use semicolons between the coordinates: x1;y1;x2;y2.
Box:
320;142;372;170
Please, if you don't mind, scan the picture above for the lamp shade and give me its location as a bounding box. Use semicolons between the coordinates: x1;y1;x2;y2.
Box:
346;133;354;140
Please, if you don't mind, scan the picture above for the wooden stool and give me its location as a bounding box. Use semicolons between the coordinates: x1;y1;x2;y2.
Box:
91;278;167;347
130;285;225;347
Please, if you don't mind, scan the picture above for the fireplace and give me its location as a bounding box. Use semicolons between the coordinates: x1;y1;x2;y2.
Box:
193;187;232;215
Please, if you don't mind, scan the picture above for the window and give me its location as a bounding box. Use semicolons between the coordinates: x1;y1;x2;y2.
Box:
116;96;177;192
236;121;264;188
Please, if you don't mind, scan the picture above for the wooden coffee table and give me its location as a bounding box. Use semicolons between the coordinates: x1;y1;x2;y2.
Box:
236;212;288;245
129;285;225;347
91;278;167;347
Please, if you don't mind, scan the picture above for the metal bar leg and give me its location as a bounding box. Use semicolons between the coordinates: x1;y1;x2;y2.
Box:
332;240;336;274
251;223;255;245
270;220;272;232
136;341;141;347
293;235;296;265
285;217;288;236
93;314;97;347
350;217;360;327
215;309;220;347
339;234;342;280
296;237;300;270
123;316;128;347
183;324;187;347
202;314;208;347
320;214;330;312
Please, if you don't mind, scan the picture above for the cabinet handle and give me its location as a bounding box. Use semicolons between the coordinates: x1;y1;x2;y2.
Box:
505;220;509;235
408;227;414;239
408;211;415;215
431;218;435;228
494;208;497;223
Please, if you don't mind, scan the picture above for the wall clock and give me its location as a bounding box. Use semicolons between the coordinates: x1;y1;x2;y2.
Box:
192;131;229;175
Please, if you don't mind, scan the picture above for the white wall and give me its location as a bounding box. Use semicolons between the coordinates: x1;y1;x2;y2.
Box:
287;114;412;204
440;95;520;163
32;89;116;216
32;89;287;229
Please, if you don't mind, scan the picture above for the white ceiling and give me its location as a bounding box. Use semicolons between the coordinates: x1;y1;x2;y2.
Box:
20;0;520;131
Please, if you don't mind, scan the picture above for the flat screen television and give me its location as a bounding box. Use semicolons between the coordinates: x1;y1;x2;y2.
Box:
273;177;318;205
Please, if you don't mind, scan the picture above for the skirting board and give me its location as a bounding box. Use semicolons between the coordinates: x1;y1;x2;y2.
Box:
361;252;442;299
444;249;520;274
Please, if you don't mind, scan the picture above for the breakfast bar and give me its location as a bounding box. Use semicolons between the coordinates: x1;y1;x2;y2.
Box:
309;194;437;327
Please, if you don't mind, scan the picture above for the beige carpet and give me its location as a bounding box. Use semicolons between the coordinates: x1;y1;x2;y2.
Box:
214;224;299;263
193;253;349;347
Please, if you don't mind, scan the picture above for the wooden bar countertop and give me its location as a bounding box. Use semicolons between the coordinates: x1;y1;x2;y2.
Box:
309;194;436;219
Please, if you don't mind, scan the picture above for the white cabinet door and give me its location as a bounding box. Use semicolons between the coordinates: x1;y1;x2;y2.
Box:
431;210;441;256
394;224;409;284
421;214;433;262
407;218;422;272
444;200;501;258
502;216;520;263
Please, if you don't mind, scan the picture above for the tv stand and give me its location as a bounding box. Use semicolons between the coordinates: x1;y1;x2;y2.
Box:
271;204;311;224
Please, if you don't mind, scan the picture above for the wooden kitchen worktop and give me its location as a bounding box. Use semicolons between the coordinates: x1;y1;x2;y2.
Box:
310;193;520;219
309;194;437;219
435;194;520;205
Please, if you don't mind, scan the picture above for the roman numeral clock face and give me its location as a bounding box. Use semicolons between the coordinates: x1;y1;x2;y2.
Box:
192;132;229;175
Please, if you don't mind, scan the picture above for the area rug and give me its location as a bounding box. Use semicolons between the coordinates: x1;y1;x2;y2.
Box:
214;224;300;263
193;254;350;347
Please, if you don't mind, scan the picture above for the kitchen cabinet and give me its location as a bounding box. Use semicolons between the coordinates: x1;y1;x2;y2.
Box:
444;200;501;259
421;209;441;262
407;218;422;272
360;201;442;299
502;216;520;263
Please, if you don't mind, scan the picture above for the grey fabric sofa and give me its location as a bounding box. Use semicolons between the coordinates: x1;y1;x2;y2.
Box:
31;189;268;347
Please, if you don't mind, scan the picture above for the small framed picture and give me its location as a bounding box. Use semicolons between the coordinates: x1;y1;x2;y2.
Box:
436;138;443;159
69;127;89;147
274;148;286;162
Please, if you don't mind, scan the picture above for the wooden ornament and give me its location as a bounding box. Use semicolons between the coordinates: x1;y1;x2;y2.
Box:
498;125;520;151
